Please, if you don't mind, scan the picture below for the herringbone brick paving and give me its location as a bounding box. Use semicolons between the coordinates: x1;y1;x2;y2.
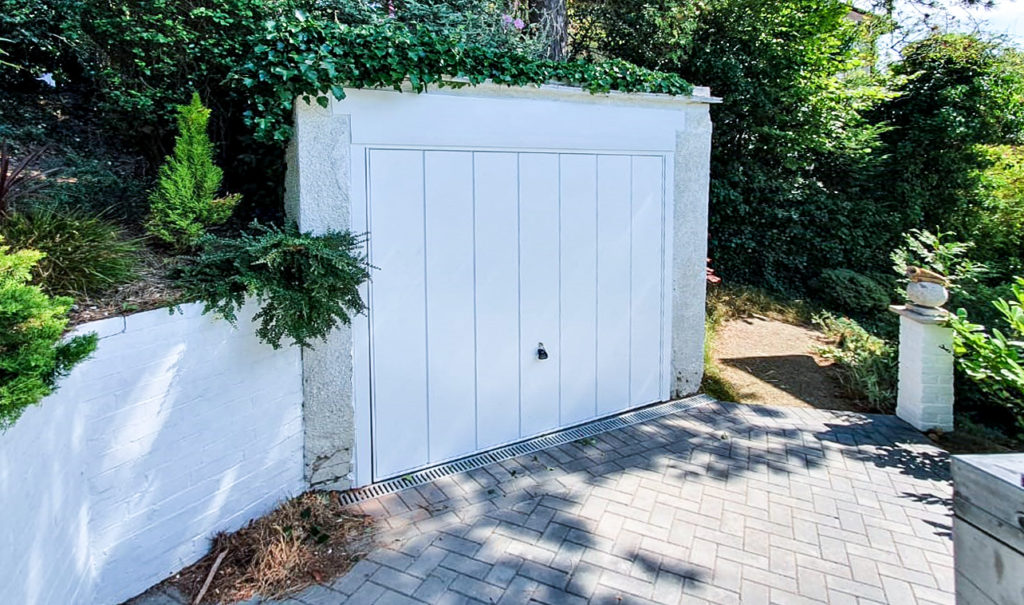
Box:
145;401;956;604
297;402;953;604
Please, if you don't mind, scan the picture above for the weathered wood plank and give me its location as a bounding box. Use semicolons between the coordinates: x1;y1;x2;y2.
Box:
955;518;1024;605
953;454;1024;552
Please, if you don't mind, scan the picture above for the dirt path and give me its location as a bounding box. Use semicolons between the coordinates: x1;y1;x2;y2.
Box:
712;317;866;412
711;314;1020;453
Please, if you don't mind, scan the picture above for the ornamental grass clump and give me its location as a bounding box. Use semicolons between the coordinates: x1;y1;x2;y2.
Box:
0;240;97;428
0;206;141;297
147;93;240;250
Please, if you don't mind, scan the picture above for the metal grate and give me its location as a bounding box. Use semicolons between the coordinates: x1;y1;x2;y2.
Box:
337;394;714;505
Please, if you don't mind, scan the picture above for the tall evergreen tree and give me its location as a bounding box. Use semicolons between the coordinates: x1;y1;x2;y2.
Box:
146;92;240;249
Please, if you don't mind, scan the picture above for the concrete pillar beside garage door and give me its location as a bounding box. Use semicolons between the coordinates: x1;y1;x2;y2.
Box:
285;82;718;489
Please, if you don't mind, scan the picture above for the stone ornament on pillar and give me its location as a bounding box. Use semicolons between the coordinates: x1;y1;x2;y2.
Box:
890;266;955;432
905;266;950;317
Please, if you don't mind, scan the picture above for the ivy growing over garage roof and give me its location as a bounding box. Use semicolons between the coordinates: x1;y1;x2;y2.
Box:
233;15;694;143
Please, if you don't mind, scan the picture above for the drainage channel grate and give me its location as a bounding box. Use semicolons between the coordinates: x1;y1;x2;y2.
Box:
336;394;715;506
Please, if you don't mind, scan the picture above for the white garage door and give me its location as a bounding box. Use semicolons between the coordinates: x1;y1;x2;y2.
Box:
365;148;672;480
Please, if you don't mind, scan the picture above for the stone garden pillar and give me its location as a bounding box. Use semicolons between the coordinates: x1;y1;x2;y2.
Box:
890;268;955;432
891;307;955;432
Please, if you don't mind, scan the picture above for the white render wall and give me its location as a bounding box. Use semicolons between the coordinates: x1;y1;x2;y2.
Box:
0;303;304;605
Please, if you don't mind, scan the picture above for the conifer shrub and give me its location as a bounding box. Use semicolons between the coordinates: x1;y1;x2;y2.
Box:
176;222;370;349
0;241;97;428
146;93;240;249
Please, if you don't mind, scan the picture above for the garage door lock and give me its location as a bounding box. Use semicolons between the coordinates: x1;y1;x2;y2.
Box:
537;342;549;360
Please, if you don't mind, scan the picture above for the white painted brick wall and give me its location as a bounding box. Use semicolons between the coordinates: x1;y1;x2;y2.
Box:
0;302;304;605
896;313;955;431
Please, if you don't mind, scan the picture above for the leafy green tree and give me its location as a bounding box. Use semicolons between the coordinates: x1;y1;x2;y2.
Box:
875;34;1024;270
0;241;96;428
968;145;1024;275
146;92;240;249
570;0;892;292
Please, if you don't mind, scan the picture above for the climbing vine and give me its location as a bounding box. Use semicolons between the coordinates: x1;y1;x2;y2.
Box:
233;16;693;143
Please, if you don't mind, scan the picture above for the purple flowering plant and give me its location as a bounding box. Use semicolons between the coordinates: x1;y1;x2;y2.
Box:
501;1;526;30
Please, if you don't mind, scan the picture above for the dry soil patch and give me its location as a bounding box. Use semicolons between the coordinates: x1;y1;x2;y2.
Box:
713;316;866;411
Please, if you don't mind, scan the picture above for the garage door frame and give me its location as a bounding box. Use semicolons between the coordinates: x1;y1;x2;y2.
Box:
351;144;677;483
285;82;718;489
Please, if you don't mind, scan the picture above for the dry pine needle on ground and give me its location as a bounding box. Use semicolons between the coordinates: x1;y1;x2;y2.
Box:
169;491;373;604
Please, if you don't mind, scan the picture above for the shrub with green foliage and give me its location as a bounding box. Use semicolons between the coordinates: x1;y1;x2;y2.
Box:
955;281;1019;335
876;34;1024;276
176;222;370;349
0;207;140;296
568;0;892;293
0;241;97;429
969;145;1024;275
147;93;240;249
0;0;84;87
812;269;890;315
814;312;897;412
891;228;987;291
949;278;1024;430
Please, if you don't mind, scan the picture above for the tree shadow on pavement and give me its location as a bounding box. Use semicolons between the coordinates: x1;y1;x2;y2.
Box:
323;400;953;604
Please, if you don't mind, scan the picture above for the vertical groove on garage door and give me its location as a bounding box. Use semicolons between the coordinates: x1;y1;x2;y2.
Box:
559;154;599;426
368;150;429;479
519;154;560;437
473;153;520;451
421;152;430;465
515;154;522;440
629;156;665;405
596;156;632;416
424;152;476;463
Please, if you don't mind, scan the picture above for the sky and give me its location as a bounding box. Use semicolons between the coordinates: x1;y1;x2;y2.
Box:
958;1;1024;43
860;0;1024;61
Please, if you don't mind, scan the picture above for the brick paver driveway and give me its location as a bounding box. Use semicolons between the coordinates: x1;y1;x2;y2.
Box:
274;401;953;605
